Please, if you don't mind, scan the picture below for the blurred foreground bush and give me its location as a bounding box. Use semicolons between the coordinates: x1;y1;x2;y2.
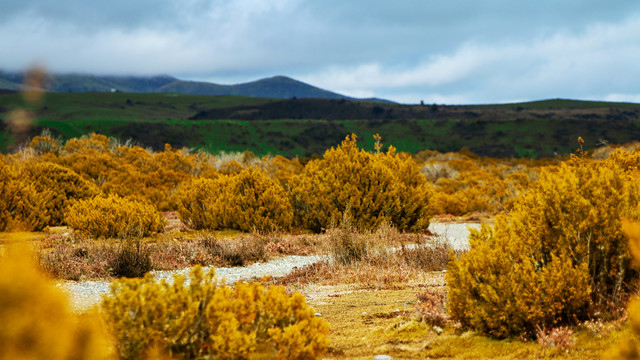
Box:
66;194;166;239
101;266;329;360
447;157;640;338
0;249;109;360
611;221;640;359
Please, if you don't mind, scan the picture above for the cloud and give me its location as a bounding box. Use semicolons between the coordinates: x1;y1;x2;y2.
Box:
0;1;305;75
1;1;640;103
300;13;640;103
604;94;640;103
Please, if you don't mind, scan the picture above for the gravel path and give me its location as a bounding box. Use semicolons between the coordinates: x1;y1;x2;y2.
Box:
58;254;328;312
59;222;480;311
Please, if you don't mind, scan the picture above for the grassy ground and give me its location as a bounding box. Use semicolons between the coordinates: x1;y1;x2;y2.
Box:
301;285;626;359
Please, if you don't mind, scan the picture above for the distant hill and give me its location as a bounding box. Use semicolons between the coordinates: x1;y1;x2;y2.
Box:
157;76;350;99
2;91;640;158
0;71;362;100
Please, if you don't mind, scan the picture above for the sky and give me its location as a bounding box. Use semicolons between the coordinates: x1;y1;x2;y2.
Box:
2;0;640;104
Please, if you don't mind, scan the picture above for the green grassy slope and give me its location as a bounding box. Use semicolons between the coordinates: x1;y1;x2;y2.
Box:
1;92;639;158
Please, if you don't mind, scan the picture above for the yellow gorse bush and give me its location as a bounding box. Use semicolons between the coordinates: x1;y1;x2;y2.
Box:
0;161;49;231
421;153;542;216
29;134;60;155
447;157;640;338
101;266;330;360
291;134;433;232
177;168;293;232
176;177;226;230
66;194;166;239
23;161;99;226
1;131;566;232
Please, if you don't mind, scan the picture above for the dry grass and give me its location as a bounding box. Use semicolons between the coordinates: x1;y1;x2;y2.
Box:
37;232;115;280
110;240;153;278
536;326;575;351
35;227;321;280
415;288;450;327
304;286;627;359
275;223;455;290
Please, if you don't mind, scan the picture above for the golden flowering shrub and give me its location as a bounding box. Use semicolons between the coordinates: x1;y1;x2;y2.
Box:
66;194;166;239
0;162;49;231
176;177;227;230
291;134;433;232
225;167;293;232
23;161;99;226
0;249;109;360
57;137;210;211
62;132;112;154
29;134;60;155
262;154;304;191
101;266;329;360
421;153;542;216
447;160;640;338
177;168;293;232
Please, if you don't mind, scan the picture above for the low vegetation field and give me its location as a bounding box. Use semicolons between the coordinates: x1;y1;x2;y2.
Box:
2;108;640;358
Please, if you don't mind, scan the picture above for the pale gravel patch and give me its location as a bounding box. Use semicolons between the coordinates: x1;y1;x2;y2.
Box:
428;222;482;251
59;222;478;312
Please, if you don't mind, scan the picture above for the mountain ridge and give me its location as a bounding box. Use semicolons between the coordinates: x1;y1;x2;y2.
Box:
0;71;379;101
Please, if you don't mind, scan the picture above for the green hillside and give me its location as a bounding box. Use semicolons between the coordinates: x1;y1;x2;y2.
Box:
1;92;640;158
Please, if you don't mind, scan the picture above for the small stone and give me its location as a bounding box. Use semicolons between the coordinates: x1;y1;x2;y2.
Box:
374;355;393;360
433;325;443;335
314;313;323;317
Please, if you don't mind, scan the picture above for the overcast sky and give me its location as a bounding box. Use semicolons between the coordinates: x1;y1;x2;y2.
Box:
2;0;640;104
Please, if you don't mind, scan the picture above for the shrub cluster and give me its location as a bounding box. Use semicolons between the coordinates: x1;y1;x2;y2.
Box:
66;194;166;239
177;168;293;232
447;156;640;338
23;161;98;225
418;150;545;216
292;134;434;232
0;160;48;231
101;266;330;360
2;131;557;233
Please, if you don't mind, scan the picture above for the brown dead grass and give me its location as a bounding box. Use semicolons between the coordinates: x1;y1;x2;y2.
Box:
275;225;453;290
34;227;321;280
